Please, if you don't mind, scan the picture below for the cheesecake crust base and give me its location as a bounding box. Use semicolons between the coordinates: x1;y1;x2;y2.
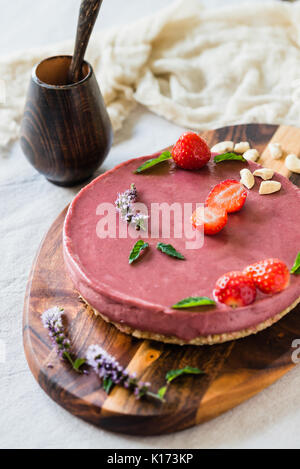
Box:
81;295;300;346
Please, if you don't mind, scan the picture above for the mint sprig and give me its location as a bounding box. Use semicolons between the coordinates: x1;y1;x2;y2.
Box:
166;366;204;383
134;151;172;173
72;358;87;372
157;243;185;260
157;386;168;400
42;307;86;374
103;377;114;394
157;366;204;400
291;251;300;274
172;296;215;309
62;352;86;374
129;240;149;264
214;152;246;163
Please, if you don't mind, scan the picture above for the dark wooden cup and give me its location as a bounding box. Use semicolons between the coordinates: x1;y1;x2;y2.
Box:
20;55;113;186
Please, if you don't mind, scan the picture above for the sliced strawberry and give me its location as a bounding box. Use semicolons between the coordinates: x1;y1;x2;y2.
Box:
244;258;290;294
213;271;256;307
205;179;247;213
171;132;211;170
191;206;227;235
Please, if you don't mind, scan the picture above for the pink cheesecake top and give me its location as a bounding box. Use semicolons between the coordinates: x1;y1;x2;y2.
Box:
63;154;300;341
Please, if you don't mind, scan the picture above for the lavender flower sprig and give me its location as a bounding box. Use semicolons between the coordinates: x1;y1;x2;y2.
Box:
115;183;148;231
41;307;86;373
86;344;163;402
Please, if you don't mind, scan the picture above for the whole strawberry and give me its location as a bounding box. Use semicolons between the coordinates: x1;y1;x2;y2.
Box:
244;258;290;294
172;132;211;170
213;271;257;307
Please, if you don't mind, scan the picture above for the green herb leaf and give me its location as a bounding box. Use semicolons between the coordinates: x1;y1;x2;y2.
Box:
157;386;168;400
214;152;246;163
62;351;74;367
134;151;172;174
129;240;149;264
73;358;86;371
62;352;86;374
172;296;215;309
145;390;166;402
291;251;300;274
157;243;185;260
103;377;114;394
165;366;204;383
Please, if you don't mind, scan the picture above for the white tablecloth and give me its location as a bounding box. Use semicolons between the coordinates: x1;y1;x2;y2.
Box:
1;0;300;449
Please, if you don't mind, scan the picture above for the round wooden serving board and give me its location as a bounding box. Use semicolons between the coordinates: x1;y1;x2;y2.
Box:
23;124;300;436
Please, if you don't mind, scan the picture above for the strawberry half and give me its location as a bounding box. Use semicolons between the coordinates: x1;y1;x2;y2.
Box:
213;271;257;307
205;179;247;213
191;206;228;235
244;258;290;294
171;132;211;170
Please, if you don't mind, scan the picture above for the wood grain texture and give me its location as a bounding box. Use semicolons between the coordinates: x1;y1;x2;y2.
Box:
20;55;113;187
69;0;103;83
23;124;300;436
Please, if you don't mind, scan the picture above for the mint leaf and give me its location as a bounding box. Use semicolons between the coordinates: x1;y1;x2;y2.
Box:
62;352;86;374
157;243;185;260
291;251;300;274
134;151;172;174
165;367;204;383
103;377;114;394
62;351;74;367
172;296;215;309
129;240;149;264
214;152;246;163
73;358;86;371
157;386;168;400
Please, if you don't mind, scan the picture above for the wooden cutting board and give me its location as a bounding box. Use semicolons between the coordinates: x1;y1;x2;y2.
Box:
23;123;300;436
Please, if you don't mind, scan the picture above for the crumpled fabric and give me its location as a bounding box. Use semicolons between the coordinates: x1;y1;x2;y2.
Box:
2;0;300;152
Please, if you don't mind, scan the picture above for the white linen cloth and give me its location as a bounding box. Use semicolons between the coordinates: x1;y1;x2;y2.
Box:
2;0;300;150
1;0;300;449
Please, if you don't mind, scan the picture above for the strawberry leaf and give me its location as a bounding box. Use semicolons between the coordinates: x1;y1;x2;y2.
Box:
134;151;172;173
214;152;246;163
157;243;185;260
291;251;300;274
165;367;204;383
129;240;149;264
172;296;215;309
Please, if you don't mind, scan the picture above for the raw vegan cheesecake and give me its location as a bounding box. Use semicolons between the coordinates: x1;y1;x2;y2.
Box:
63;133;300;345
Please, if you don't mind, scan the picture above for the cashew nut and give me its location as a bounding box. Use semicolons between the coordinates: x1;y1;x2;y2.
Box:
240;168;255;189
234;142;250;154
243;149;259;162
253;168;274;180
285;153;300;174
268;142;283;160
259;181;281;195
211;141;234;153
